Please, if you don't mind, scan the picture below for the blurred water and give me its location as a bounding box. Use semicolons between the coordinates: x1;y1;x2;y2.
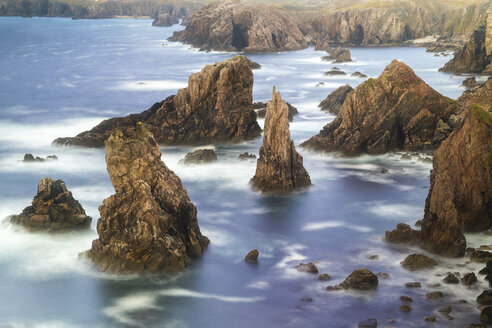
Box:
0;17;487;328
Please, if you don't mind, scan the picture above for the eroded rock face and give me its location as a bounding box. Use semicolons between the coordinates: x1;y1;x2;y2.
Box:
168;2;307;53
53;56;261;147
250;88;311;193
318;84;353;115
152;13;179;26
10;178;91;231
302;60;458;155
458;79;492;111
420;105;492;257
254;101;298;122
83;124;209;273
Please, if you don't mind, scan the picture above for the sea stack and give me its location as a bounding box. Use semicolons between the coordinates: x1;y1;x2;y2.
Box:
302;60;458;155
83;123;209;273
53;56;261;147
250;87;311;193
10;177;91;232
420;105;492;257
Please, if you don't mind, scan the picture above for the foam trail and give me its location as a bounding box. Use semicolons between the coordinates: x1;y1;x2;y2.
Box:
159;288;265;302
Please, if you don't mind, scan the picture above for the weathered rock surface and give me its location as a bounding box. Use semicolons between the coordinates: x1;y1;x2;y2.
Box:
458;79;492;111
254;101;298;122
152;13;178;26
302;60;458;155
10;177;91;231
420;105;492;257
83;124;209;273
318;84;353;115
384;223;420;244
250;88;311;193
168;2;307;53
440;22;492;74
182;149;217;164
400;254;438;271
337;268;378;290
53;56;261;147
322;47;352;63
245;249;259;263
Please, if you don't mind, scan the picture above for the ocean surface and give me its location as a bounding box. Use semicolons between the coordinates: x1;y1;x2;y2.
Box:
0;17;489;328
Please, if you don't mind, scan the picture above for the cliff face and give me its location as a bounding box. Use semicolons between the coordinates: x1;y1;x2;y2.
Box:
84;123;209;273
250;87;311;193
0;0;198;19
10;177;91;232
440;22;492;74
302;60;457;155
420;105;492;257
168;1;307;53
53;56;261;147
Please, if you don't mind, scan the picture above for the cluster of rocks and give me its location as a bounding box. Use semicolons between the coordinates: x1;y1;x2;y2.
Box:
321;47;352;63
151;13;178;27
323;67;346;76
10;177;91;231
23;153;58;162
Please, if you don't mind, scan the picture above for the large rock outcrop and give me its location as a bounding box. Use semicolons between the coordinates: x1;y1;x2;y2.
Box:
83;123;209;273
318;84;353;115
10;177;91;232
53;56;261;147
419;105;492;257
168;1;308;53
440;22;492;74
152;13;178;26
250;87;311;193
302;60;458;155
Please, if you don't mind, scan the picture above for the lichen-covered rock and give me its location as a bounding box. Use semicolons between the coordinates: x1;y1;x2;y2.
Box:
82;123;209;273
250;87;311;193
10;177;91;232
53;56;261;147
420;105;492;257
318;84;353;115
168;2;307;52
152;13;178;26
302;60;458;155
182;149;217;164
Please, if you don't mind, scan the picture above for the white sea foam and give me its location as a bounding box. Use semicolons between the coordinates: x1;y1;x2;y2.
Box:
103;293;161;326
247;280;270;290
367;202;423;220
302;220;372;233
110;80;187;91
159;288;265;303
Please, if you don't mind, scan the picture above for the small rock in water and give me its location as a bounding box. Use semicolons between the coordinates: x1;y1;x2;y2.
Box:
405;282;421;288
400;295;413;303
245;249;259;263
442;273;459;284
380;168;388;174
368;254;379;260
400;254;438;271
425;317;436;322
468;324;486;328
183;149;218;164
318;273;331;281
438;306;452;315
481;307;492;324
426;291;444;300
326;285;342;291
477;290;492;305
462;272;478;286
377;272;390;279
399;304;412;312
358;318;377;328
470;250;492;263
238;152;256;160
323;67;347;76
300;296;313;302
338;268;378;290
351;71;368;78
296;262;318;273
401;153;412;160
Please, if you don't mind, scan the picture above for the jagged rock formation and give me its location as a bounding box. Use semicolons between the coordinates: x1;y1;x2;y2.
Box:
0;0;198;19
250;88;311;193
152;13;178;26
440;22;492;74
458;79;492;111
83;123;209;273
238;152;256;160
318;84;353;114
419;105;492;257
182;149;217;164
53;56;261;147
23;153;58;162
322;47;352;63
253;101;298;122
168;1;307;52
302;60;458;155
10;177;91;231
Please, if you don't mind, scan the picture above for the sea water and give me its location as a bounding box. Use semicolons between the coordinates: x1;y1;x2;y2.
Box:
0;17;487;328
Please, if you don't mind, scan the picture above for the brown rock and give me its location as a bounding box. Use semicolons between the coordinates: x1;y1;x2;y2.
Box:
462;77;479;89
238;152;256;160
152;13;179;27
182;149;217;164
405;282;421;288
245;249;259;263
53;56;261;147
458;79;492;111
168;2;307;52
314;38;331;51
377;272;390;279
322;47;352;63
295;262;318;274
400;254;438;271
254;101;299;122
82;124;209;273
442;273;459;284
384;223;420;244
399;304;412;312
400;295;413;303
438;306;452;315
470;250;492;263
302;60;457;155
10;177;91;232
351;71;368;78
462;272;478;286
358;318;377;328
468;323;486;328
425;317;436;322
481;307;492;323
477;290;492;305
337;268;378;290
323;67;346;76
318;273;331;281
426;291;444;300
250;87;311;193
420;105;492;257
318;84;353;115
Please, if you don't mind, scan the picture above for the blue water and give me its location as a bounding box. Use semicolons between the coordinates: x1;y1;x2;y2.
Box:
0;17;488;328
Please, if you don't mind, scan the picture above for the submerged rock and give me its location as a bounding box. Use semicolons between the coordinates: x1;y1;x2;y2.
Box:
22;153;58;162
296;262;318;274
322;47;352;63
152;13;178;27
400;254;438;271
426;291;443;300
318;84;353;115
358;318;377;328
338;268;378;290
182;149;217;164
245;249;259;263
53;56;261;147
250;87;311;193
351;71;368;78
254;101;298;122
83;124;209;273
420;105;492;257
323;67;346;76
168;2;307;52
10;177;91;232
462;77;479;89
302;60;457;155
